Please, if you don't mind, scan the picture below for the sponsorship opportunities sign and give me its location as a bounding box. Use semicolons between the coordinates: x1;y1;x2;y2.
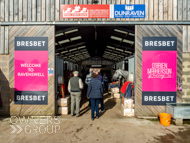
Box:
61;4;145;18
61;5;110;18
114;4;145;18
142;37;177;105
14;37;48;105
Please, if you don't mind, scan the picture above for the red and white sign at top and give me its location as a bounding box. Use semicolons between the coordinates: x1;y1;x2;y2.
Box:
61;5;110;18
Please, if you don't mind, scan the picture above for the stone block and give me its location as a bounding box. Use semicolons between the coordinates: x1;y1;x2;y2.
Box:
182;85;190;89
173;118;183;126
183;97;190;103
1;68;9;74
0;61;8;67
1;55;9;61
182;71;190;75
187;91;190;96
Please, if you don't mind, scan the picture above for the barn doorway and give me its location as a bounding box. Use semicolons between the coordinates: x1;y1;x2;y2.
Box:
55;25;135;118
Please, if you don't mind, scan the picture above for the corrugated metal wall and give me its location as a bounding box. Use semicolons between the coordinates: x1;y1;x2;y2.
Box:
0;0;190;22
0;1;190;55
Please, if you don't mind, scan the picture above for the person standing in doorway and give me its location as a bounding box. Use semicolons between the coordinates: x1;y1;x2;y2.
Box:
87;73;103;120
94;69;105;112
68;71;83;117
85;68;93;106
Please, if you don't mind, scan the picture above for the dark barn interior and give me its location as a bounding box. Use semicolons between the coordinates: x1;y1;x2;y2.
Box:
55;26;135;68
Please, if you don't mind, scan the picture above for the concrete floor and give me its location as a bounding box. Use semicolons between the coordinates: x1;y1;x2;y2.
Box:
0;93;190;143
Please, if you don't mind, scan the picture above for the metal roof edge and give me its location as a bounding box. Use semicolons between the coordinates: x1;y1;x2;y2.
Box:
0;21;190;26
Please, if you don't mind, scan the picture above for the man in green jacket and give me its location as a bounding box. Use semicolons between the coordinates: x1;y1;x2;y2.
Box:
68;71;83;117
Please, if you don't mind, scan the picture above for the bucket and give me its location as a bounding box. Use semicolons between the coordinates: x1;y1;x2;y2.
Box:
159;113;172;126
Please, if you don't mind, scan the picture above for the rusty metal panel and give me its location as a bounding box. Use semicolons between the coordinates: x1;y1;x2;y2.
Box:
135;25;183;117
9;26;55;116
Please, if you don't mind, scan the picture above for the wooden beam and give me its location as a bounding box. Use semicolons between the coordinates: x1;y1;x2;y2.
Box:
154;0;158;21
0;26;4;54
37;0;42;21
178;0;182;21
28;0;32;21
14;0;19;21
173;0;177;21
42;0;46;21
5;0;9;21
55;0;59;21
23;0;27;21
159;0;164;21
51;0;55;21
46;0;51;21
1;0;5;21
10;0;14;21
4;26;9;54
19;0;23;21
32;0;37;21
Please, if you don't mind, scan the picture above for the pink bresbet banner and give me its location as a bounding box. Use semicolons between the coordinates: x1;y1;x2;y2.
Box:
142;51;177;92
15;51;48;91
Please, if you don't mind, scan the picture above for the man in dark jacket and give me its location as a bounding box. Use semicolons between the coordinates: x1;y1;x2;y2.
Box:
87;73;103;120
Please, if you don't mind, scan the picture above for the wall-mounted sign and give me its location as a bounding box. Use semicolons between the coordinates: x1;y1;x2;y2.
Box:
61;5;110;18
48;68;54;77
142;37;177;105
61;4;145;19
14;37;48;105
113;4;145;18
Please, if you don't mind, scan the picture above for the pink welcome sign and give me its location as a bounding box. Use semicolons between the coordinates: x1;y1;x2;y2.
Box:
14;37;48;105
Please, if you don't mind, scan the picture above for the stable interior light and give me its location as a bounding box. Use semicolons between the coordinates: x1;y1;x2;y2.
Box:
59;39;70;44
70;36;82;41
107;46;115;49
78;46;86;50
116;48;123;52
123;39;134;44
114;29;127;34
61;50;68;54
128;33;135;36
55;33;64;37
124;51;132;54
69;48;77;52
91;65;102;67
111;36;122;41
65;29;78;34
